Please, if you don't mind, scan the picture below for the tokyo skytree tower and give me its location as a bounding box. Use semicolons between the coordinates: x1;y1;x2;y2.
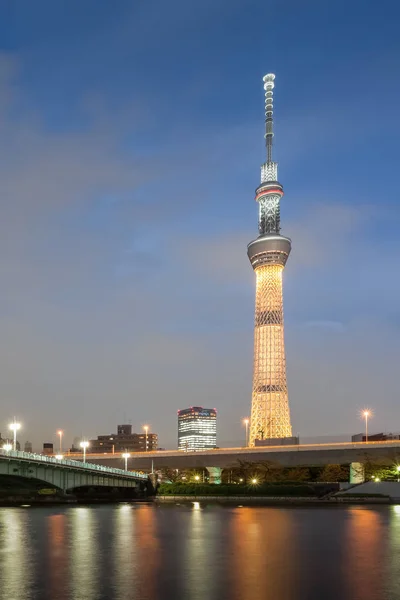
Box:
247;74;292;446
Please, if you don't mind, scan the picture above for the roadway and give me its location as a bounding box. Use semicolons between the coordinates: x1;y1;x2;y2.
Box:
67;440;400;471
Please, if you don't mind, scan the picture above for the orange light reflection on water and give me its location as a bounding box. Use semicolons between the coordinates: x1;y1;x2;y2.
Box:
229;507;298;600
48;513;69;600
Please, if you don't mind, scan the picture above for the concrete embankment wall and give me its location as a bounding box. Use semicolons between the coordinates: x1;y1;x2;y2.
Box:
340;481;400;500
156;496;389;504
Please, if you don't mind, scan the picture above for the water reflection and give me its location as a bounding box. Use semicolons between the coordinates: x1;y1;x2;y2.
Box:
135;503;161;599
112;504;137;599
48;513;69;600
0;504;400;600
389;505;400;599
0;509;33;600
229;507;298;600
183;502;220;600
70;507;99;600
344;507;385;600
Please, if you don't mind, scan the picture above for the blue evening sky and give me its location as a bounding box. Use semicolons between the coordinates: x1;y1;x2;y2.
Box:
0;0;399;450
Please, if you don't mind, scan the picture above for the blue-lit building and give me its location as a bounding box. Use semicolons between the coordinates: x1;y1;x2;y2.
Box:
178;407;217;451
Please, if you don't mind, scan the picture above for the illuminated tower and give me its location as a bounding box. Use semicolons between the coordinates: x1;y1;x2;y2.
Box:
248;74;292;446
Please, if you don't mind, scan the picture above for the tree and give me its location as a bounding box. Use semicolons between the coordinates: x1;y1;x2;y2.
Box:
317;464;349;482
159;468;181;483
284;467;311;482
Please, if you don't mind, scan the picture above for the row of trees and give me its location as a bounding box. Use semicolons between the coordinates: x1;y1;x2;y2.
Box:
160;458;400;484
159;462;350;484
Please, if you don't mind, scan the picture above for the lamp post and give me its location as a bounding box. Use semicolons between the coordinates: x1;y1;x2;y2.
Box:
9;420;21;451
55;454;64;460
122;452;131;471
243;418;249;447
57;430;63;453
3;443;12;453
362;410;371;442
143;426;149;451
80;440;89;462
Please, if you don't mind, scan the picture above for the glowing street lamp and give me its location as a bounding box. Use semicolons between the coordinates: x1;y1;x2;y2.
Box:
361;410;371;442
57;430;63;453
243;418;249;447
80;441;89;462
9;420;21;451
396;466;400;482
143;425;149;451
194;475;200;482
251;478;258;485
122;452;131;471
3;443;12;453
55;454;64;460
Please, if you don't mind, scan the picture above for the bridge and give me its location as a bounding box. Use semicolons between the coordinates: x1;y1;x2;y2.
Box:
70;440;400;484
0;450;149;494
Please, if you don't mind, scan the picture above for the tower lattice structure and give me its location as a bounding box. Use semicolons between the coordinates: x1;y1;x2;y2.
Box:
248;74;292;446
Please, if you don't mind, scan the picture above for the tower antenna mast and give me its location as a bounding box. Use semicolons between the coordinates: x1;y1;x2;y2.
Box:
263;73;275;164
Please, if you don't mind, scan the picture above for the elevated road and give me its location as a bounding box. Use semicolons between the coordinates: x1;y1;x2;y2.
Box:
70;440;400;471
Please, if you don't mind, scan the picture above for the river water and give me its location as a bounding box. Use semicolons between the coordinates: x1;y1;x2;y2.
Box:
0;503;399;600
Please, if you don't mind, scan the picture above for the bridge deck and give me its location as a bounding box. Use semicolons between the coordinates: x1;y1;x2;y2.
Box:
0;450;147;479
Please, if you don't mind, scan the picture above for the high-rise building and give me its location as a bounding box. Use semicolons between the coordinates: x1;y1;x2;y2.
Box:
178;407;217;451
248;74;294;446
24;441;33;453
87;425;158;453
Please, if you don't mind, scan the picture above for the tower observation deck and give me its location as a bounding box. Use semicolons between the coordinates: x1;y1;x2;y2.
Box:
247;74;292;446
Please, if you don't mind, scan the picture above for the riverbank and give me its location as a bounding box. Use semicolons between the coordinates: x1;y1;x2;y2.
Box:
155;495;390;505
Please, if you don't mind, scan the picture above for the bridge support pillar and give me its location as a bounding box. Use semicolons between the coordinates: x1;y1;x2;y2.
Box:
350;462;365;484
206;467;222;485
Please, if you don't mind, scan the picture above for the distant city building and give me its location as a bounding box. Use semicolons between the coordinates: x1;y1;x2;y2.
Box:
87;424;158;453
24;441;33;453
352;432;400;443
117;424;132;435
178;407;217;451
70;436;81;452
43;442;53;455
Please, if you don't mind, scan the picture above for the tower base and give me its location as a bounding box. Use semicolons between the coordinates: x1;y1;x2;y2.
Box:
254;436;299;447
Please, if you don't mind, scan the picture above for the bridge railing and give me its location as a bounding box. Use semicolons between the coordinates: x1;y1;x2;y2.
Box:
0;450;148;479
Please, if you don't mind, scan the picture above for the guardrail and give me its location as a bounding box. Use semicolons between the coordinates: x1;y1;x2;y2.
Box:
0;450;148;479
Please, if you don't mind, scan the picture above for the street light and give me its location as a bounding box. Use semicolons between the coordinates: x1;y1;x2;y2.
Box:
251;478;258;485
396;466;400;482
143;425;149;451
122;452;131;471
9;420;21;451
55;454;64;460
194;475;200;482
362;410;371;442
3;443;12;452
80;441;89;462
57;430;63;453
243;418;249;447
